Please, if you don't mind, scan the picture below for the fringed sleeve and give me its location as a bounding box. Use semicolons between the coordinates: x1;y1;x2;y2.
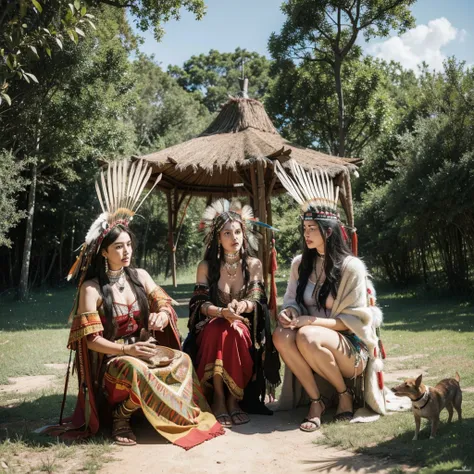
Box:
67;312;104;350
147;286;181;350
183;284;211;361
240;280;281;414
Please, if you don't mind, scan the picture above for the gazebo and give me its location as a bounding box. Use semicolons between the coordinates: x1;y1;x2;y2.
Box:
137;81;360;286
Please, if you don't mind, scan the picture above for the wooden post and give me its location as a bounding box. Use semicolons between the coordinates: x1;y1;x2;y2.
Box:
256;162;269;287
166;191;177;287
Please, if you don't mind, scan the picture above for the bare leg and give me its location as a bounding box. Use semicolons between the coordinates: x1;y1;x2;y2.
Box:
295;326;364;416
212;374;232;426
273;328;324;430
113;397;138;446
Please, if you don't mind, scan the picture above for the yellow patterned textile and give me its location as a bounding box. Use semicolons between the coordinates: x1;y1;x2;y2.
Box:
67;311;104;350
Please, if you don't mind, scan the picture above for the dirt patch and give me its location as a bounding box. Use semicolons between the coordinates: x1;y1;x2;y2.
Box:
386;354;427;362
0;375;57;395
462;386;474;393
98;409;400;474
384;367;430;384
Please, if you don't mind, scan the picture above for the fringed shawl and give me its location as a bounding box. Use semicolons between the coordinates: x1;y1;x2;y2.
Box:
277;256;385;414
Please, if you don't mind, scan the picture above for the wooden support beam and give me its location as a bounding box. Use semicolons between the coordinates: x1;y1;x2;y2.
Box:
256;162;269;288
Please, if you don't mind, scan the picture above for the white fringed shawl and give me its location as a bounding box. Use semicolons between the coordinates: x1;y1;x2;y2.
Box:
277;256;386;414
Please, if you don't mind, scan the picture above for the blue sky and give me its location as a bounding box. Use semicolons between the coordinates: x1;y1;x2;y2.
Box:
132;0;474;72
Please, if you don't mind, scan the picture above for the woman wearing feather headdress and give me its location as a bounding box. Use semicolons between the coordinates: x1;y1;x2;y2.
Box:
273;160;385;432
44;160;224;449
185;199;281;428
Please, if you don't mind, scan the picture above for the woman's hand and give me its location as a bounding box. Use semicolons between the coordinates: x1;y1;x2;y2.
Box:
277;307;298;328
287;316;312;330
148;311;169;332
221;307;248;325
227;299;251;315
126;341;157;358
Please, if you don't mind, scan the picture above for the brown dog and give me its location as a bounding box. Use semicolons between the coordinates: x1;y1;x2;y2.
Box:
391;372;462;440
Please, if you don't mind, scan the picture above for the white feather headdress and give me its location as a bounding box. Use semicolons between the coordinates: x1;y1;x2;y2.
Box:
67;159;161;282
199;198;278;252
275;160;340;220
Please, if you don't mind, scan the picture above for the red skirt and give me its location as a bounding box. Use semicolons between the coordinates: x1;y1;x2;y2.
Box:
196;318;253;400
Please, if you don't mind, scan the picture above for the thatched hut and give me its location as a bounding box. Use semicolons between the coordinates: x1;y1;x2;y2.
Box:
137;87;359;286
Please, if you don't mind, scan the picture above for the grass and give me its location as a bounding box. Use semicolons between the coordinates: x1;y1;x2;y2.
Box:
314;291;474;474
0;272;473;473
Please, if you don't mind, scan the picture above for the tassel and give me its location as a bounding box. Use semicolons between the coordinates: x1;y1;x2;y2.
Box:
268;235;278;320
340;224;348;242
377;371;384;390
351;230;358;256
379;339;387;359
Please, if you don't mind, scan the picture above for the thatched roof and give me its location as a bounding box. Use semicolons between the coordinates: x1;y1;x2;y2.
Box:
137;97;359;197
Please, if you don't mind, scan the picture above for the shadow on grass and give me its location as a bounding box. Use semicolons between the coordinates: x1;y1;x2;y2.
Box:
0;286;76;332
354;417;474;473
378;294;474;333
0;394;79;447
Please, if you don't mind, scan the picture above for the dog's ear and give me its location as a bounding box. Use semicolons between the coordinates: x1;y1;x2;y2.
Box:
415;374;423;387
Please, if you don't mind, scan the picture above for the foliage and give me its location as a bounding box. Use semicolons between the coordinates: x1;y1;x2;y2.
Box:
356;59;474;291
131;54;211;154
268;0;416;156
169;48;272;113
0;7;138;289
267;54;394;155
0;0;94;104
0;150;29;247
0;0;205;105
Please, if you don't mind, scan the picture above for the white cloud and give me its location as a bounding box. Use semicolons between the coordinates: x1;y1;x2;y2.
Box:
368;18;463;73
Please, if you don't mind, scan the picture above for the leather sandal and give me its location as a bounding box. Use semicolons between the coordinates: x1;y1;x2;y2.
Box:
112;416;137;446
230;410;250;426
333;387;354;422
215;413;233;428
300;396;325;432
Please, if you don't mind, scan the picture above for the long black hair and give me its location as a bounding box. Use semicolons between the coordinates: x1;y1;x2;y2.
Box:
84;225;149;340
203;220;252;303
296;218;352;310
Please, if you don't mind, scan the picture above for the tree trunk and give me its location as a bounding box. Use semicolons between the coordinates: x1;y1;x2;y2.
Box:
58;212;65;282
18;162;37;300
333;57;346;157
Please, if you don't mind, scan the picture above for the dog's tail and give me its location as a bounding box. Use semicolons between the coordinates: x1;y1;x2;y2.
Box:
455;371;461;383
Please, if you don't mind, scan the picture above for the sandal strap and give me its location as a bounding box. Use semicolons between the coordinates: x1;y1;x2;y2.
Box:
337;387;353;396
309;396;323;403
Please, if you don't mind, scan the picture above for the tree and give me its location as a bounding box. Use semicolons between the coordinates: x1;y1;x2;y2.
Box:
169;48;272;113
0;0;94;105
0;0;205;104
131;54;211;154
269;0;416;157
267;54;394;156
0;151;28;248
1;7;137;298
356;59;474;292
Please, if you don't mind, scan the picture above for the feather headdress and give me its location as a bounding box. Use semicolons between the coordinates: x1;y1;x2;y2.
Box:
199;199;277;252
275;160;340;221
67;159;162;283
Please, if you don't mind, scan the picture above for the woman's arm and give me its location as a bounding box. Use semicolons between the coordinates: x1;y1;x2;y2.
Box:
196;260;247;322
79;281;156;358
137;268;172;331
289;315;348;331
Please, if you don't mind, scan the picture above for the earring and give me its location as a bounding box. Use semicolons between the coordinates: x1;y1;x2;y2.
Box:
105;258;109;273
217;243;221;259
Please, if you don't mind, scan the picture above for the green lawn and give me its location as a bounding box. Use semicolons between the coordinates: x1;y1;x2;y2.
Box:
0;277;473;473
